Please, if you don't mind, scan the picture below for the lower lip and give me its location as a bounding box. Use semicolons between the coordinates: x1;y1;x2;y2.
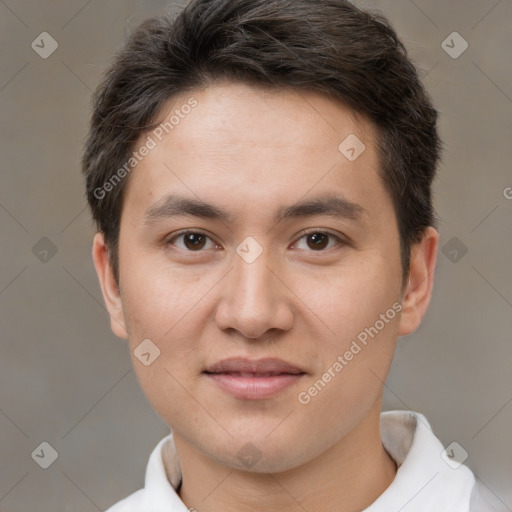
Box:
205;373;304;399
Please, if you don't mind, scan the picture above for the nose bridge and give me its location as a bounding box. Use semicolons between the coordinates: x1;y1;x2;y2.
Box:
230;245;275;310
214;242;293;338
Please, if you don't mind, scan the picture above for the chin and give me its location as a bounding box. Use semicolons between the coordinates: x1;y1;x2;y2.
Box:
207;429;315;474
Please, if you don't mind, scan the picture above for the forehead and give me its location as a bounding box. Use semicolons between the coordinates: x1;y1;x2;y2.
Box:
121;82;385;225
157;82;371;149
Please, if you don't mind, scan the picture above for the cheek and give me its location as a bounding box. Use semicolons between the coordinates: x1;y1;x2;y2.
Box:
120;249;211;339
293;251;402;344
119;260;207;420
295;296;400;436
290;250;401;402
119;249;217;386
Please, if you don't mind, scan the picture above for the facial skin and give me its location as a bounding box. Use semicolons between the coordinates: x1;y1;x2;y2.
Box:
93;82;438;512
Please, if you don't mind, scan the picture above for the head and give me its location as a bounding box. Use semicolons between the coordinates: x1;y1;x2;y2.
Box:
84;0;439;473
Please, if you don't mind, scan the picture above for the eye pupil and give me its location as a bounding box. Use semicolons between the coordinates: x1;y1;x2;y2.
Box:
177;232;334;252
184;233;206;250
307;232;328;250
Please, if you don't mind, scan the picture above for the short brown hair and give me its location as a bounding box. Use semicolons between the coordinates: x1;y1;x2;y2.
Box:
82;0;441;285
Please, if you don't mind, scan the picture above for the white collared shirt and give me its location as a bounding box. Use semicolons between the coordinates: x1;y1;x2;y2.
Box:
104;410;495;511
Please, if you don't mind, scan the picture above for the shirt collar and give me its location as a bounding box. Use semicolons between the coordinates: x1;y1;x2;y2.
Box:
366;411;475;511
142;410;475;511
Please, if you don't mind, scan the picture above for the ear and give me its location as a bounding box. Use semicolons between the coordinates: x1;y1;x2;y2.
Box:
92;232;129;339
398;227;439;336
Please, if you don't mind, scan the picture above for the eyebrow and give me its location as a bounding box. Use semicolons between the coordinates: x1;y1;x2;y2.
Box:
143;193;366;226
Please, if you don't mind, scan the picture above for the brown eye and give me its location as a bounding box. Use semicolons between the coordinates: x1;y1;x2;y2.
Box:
183;233;207;250
166;231;217;251
306;232;329;250
292;230;346;252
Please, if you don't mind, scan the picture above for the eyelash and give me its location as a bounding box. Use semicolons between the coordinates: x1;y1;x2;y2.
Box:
164;229;349;253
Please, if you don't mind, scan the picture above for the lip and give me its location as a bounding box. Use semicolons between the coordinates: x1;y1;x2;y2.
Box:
203;357;306;400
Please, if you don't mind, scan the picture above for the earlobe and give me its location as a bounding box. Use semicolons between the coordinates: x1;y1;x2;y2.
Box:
92;232;129;339
398;227;439;337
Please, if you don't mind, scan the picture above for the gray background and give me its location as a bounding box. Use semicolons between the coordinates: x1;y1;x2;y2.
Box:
0;0;511;510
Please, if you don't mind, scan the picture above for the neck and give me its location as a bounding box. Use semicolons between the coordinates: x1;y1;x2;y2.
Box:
173;408;397;512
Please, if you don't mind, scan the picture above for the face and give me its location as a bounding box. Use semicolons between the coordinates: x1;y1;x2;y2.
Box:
93;82;436;473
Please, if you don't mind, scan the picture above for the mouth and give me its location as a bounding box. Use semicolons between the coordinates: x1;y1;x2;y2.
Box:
203;358;306;400
206;371;301;377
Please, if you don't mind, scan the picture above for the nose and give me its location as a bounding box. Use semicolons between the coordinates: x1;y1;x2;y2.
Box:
214;247;294;340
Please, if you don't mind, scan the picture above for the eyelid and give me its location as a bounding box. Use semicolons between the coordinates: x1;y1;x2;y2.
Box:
291;228;349;250
164;228;350;252
165;229;221;250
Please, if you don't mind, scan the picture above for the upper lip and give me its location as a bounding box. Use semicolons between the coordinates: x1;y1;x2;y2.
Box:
204;358;305;375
